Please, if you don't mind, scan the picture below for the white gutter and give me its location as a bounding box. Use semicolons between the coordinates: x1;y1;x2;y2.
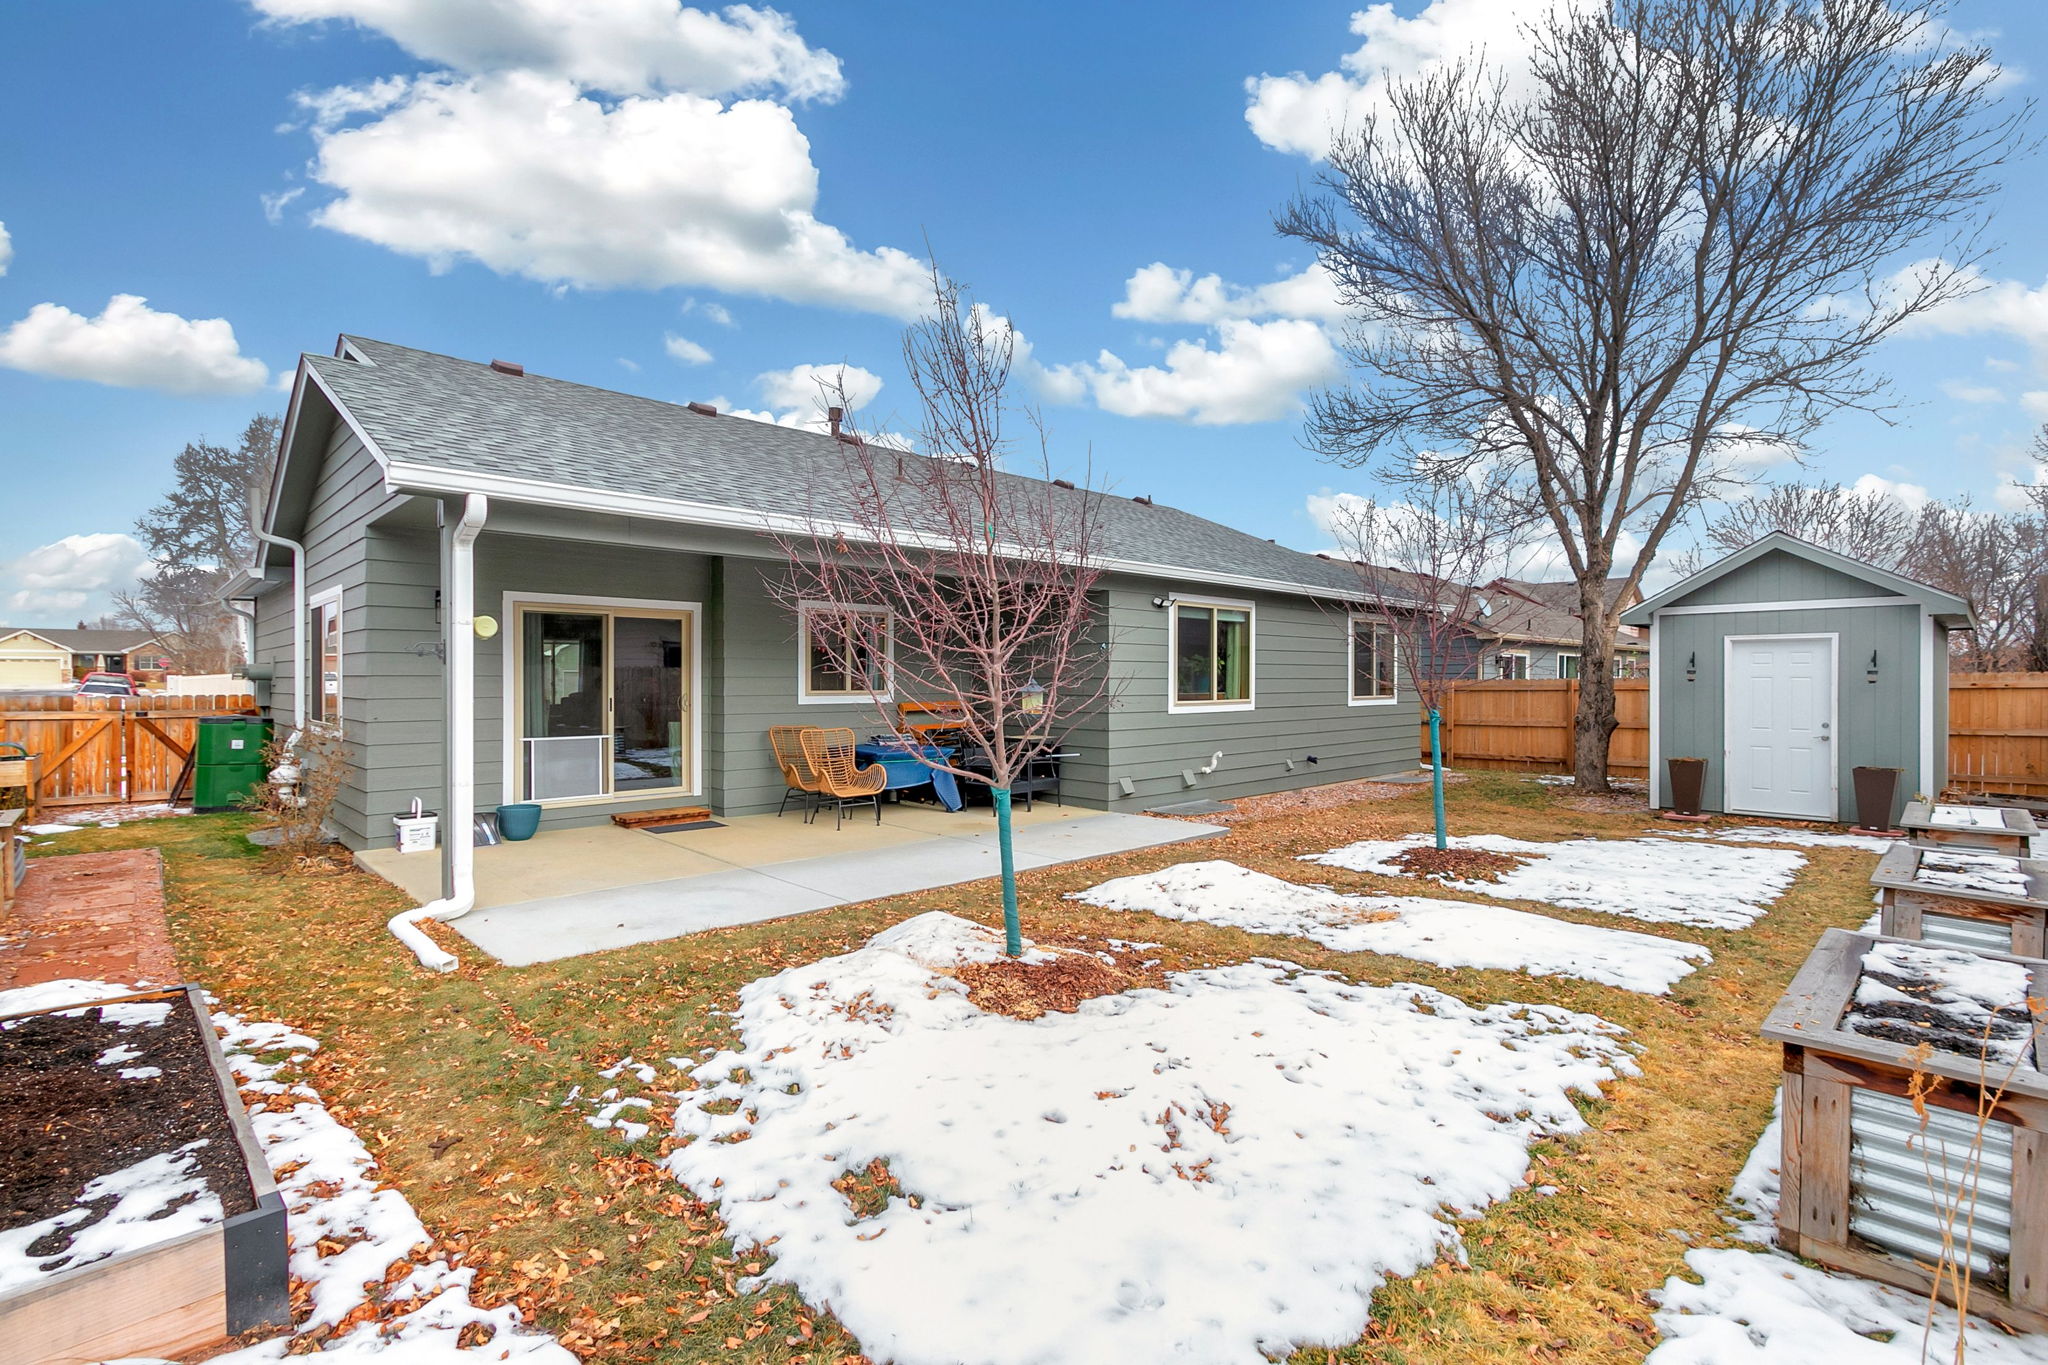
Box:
252;531;308;730
388;494;488;972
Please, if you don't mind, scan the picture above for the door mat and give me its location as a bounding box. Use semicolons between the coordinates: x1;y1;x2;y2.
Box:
642;819;725;834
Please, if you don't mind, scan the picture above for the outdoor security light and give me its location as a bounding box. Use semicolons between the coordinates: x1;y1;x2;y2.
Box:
1686;651;1697;682
1152;595;1171;609
1867;649;1879;683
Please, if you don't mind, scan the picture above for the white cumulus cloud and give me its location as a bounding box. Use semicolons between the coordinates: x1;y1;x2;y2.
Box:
1941;378;2005;403
3;532;150;615
1113;261;1346;325
0;295;270;395
0;221;11;276
1850;472;1930;510
1056;318;1341;426
253;0;844;100
756;361;882;415
1899;269;2048;364
1245;0;1580;159
297;72;929;317
664;332;713;365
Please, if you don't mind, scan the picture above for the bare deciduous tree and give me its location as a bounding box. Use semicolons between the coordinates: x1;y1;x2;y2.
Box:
1280;0;2022;791
1326;470;1537;845
1699;482;1916;568
776;274;1115;955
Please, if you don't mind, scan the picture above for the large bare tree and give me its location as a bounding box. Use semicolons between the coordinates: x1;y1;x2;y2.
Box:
1326;469;1537;846
776;276;1115;955
1698;481;1916;568
1280;0;2022;791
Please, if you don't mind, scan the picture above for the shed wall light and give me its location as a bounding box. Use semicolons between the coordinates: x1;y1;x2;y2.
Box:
1685;651;1697;683
1867;649;1879;684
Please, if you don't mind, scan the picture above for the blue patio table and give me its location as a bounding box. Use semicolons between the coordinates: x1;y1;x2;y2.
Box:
856;742;963;811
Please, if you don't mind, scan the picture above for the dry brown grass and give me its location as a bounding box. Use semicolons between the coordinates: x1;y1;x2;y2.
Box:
33;770;1877;1363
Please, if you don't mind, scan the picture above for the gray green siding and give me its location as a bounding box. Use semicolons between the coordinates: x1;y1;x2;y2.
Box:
1670;548;1903;607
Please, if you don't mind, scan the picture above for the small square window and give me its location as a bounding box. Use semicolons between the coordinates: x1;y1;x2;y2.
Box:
1172;601;1254;707
800;604;892;702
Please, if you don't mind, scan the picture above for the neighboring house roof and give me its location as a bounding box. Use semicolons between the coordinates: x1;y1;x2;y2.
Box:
1480;578;1647;650
273;336;1389;603
0;628;161;653
1619;532;1976;627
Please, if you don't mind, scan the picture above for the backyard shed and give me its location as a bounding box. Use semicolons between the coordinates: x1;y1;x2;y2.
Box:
1620;533;1973;825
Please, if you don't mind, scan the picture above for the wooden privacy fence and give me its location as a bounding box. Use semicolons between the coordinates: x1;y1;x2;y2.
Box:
2;694;261;809
1417;679;1649;778
1419;673;2048;797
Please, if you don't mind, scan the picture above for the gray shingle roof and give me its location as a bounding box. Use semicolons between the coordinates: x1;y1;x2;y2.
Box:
308;337;1370;598
1482;578;1645;648
0;628;161;652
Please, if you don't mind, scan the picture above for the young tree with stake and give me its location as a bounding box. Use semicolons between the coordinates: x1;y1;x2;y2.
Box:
1326;469;1537;847
776;276;1114;956
1280;0;2023;792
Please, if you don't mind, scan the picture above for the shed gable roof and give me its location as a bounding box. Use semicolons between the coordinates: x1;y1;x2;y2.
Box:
1620;533;1974;626
270;336;1381;602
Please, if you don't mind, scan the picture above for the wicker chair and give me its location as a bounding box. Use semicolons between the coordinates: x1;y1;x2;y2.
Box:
800;727;887;829
768;725;821;819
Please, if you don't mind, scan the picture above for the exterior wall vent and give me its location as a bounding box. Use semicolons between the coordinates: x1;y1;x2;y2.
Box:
489;359;524;377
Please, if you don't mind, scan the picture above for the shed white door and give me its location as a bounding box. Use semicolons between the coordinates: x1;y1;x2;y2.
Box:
1726;636;1835;819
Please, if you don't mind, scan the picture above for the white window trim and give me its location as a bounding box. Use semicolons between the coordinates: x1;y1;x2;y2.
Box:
1496;649;1531;680
797;600;895;705
1555;651;1581;680
1347;614;1400;707
309;586;344;729
1167;592;1256;714
499;591;704;807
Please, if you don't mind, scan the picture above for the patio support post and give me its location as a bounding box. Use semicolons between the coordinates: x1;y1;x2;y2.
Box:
388;493;489;972
993;786;1022;957
1428;708;1448;850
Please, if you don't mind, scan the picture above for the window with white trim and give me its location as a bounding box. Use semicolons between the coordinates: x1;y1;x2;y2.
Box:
799;603;893;702
1556;652;1581;680
313;594;343;724
1496;650;1530;680
1171;599;1254;708
1349;618;1398;703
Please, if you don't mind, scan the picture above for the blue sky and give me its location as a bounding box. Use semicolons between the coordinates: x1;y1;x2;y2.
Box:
4;0;2048;620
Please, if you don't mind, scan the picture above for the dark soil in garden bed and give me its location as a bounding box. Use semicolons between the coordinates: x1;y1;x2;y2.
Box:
0;993;256;1239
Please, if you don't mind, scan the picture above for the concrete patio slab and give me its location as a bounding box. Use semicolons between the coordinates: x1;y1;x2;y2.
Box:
407;809;1226;965
359;824;726;906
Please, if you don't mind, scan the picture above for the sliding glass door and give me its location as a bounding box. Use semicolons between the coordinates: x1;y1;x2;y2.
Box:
516;604;692;802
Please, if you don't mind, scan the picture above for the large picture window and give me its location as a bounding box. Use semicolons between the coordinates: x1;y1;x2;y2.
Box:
1350;618;1397;704
799;603;893;703
1172;599;1253;710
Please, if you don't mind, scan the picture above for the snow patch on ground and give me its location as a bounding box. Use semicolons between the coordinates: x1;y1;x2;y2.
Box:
1068;859;1710;994
1301;834;1803;930
668;911;1636;1365
1658;826;1895;853
1647;1090;2048;1362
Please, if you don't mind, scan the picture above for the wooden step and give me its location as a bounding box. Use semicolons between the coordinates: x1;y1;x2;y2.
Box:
610;805;713;830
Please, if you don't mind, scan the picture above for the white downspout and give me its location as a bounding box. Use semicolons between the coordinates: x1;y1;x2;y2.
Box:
252;531;308;731
389;494;488;972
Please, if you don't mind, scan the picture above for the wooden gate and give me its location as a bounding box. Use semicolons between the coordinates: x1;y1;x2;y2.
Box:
1;694;261;809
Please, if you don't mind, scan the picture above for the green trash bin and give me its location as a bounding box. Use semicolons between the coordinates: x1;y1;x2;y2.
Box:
194;717;272;812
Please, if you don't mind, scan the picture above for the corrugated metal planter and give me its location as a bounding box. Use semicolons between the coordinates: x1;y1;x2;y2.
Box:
1765;929;2048;1333
1901;799;2040;857
1872;842;2048;957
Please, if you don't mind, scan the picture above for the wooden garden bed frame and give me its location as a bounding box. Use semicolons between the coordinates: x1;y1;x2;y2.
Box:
1764;928;2048;1333
1872;843;2048;956
1901;799;2040;857
0;984;290;1365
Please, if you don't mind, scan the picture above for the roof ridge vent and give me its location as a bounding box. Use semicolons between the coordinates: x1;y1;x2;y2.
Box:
1132;494;1153;506
687;401;718;416
489;359;524;377
1052;478;1076;490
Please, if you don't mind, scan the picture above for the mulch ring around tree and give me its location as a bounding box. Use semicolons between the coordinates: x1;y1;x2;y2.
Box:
1386;845;1533;882
1;991;256;1249
950;937;1169;1020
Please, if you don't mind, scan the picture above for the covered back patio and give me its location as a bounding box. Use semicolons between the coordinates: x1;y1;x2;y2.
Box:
356;803;1223;966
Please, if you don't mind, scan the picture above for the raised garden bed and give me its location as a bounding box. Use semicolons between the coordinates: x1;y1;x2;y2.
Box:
1873;842;2048;956
0;984;288;1365
1764;929;2048;1333
1901;799;2040;857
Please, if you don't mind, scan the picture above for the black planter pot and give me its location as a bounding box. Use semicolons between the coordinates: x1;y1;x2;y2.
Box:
1852;766;1905;833
1667;757;1707;816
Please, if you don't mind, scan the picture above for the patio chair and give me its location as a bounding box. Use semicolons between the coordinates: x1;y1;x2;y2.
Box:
800;727;887;829
768;725;822;819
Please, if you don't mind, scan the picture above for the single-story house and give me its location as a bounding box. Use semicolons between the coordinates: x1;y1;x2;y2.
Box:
232;336;1424;853
1620;532;1974;824
1476;579;1649;680
0;627;168;688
